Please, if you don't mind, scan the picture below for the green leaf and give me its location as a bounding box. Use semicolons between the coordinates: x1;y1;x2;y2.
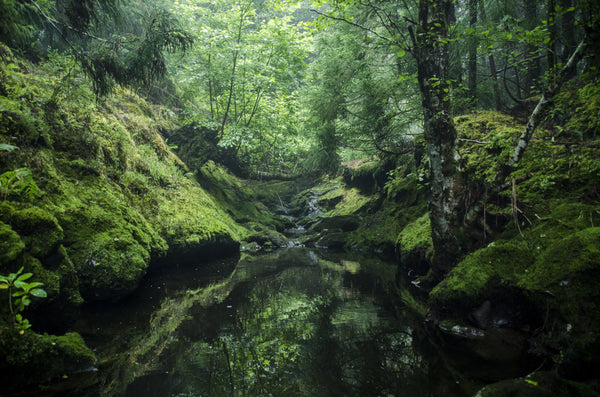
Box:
13;280;28;289
397;50;406;58
525;379;538;386
30;289;47;298
16;273;33;282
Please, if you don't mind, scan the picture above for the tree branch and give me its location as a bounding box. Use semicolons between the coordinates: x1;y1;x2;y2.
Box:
310;9;393;44
493;39;587;187
29;0;107;43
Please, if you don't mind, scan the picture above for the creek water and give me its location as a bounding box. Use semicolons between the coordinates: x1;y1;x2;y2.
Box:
34;248;490;397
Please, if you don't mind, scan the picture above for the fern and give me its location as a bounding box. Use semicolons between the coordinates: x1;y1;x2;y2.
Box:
0;168;41;202
0;143;19;152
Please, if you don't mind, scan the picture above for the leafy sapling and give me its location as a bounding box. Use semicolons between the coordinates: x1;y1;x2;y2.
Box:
0;267;47;331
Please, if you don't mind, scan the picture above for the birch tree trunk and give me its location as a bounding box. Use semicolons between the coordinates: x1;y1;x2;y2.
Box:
414;0;462;278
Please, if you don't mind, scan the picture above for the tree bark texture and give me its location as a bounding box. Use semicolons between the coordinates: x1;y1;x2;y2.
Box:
468;0;478;97
523;0;541;97
415;0;462;276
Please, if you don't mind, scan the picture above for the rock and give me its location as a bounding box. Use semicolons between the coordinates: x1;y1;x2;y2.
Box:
0;329;96;393
474;371;596;397
309;214;361;233
470;300;492;329
315;231;348;249
396;213;433;275
438;318;529;363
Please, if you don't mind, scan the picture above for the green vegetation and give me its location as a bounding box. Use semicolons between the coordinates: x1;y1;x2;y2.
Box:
0;266;47;330
0;329;96;391
1;0;600;394
0;42;242;390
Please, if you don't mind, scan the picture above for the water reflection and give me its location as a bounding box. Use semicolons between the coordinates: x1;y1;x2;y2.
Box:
64;248;468;396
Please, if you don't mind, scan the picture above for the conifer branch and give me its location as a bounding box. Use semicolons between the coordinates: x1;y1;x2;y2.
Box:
310;9;393;44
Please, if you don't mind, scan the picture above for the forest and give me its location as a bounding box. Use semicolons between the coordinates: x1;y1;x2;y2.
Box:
1;0;599;395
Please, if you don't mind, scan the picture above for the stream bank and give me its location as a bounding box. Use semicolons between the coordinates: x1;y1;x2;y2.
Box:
1;43;600;395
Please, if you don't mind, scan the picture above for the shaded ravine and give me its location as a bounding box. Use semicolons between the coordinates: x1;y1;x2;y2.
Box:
18;180;542;397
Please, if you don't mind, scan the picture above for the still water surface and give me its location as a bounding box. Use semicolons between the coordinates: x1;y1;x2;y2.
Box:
46;248;476;396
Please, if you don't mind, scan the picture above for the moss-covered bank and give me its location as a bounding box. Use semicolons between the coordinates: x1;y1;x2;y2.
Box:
286;159;428;256
0;46;242;390
426;78;600;390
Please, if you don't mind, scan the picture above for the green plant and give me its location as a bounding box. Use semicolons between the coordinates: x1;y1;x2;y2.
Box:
0;167;41;202
0;267;47;330
0;144;19;152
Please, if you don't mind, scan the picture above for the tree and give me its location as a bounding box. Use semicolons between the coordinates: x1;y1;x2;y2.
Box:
170;0;312;174
311;0;594;278
0;0;194;97
304;1;422;172
411;0;462;277
467;0;478;99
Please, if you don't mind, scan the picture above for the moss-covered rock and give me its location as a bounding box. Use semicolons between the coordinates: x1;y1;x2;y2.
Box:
396;213;433;274
309;214;361;233
430;239;536;313
0;329;96;393
475;371;596;397
429;201;600;381
0;53;242;307
317;184;372;216
0;220;24;264
315;231;348;249
243;222;290;249
5;206;64;259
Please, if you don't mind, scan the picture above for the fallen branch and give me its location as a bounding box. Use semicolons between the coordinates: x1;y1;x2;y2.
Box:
458;138;489;145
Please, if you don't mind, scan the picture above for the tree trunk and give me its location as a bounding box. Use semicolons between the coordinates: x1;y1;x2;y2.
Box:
488;54;502;110
523;0;541;97
219;9;246;139
414;0;462;277
547;0;557;84
468;0;478;98
559;0;576;61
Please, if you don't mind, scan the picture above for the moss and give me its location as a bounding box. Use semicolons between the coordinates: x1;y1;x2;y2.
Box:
455;111;524;182
0;220;24;264
553;79;600;139
430;203;600;376
318;184;372;216
519;227;600;323
396;212;433;263
197;160;293;238
243;222;289;248
430;239;535;311
55;245;83;306
341;158;386;193
384;171;422;205
5;207;64;259
1;52;242;309
22;254;60;300
523;227;600;290
0;328;95;392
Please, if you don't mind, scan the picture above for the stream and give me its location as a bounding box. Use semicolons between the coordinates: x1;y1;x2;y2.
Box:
29;247;488;397
19;189;538;397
